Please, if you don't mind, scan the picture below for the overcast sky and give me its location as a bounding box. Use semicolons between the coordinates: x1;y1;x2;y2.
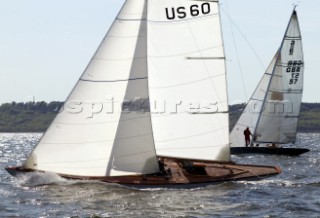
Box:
0;0;318;104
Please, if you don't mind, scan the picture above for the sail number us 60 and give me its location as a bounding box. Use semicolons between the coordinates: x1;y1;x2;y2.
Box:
165;3;211;20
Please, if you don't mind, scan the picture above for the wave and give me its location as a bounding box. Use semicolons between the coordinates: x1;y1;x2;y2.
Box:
15;171;70;187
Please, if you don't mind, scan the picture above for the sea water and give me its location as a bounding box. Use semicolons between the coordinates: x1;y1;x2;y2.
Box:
1;133;320;217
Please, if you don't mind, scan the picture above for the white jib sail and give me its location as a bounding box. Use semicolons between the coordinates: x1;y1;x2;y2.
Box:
230;9;303;146
24;0;160;177
148;0;230;161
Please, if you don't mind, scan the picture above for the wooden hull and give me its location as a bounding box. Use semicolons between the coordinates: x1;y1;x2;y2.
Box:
5;158;281;187
230;147;309;156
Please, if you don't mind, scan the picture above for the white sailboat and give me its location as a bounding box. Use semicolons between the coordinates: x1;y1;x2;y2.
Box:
230;8;309;156
6;0;280;186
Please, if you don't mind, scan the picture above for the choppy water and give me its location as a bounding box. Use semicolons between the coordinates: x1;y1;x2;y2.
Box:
1;133;320;217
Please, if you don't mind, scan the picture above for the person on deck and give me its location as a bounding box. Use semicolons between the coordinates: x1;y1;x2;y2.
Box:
243;127;253;147
158;158;171;177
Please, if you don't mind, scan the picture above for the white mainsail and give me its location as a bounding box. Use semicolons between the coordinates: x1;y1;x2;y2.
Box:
24;0;231;178
148;0;230;161
24;0;160;177
230;9;303;147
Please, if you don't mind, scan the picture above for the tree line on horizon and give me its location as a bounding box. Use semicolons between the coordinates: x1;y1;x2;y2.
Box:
0;101;320;132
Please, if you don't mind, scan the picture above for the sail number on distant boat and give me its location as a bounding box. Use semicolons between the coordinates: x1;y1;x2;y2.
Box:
165;3;210;20
287;60;302;85
287;40;303;85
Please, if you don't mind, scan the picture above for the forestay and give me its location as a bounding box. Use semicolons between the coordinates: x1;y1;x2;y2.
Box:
230;9;303;146
24;0;160;177
148;0;230;161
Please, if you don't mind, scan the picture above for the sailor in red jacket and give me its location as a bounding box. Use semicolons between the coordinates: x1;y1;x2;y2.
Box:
243;127;253;147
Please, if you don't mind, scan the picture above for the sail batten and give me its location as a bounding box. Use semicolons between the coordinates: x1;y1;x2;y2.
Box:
79;77;148;83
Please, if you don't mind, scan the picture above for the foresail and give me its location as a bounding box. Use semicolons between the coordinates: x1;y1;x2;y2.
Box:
148;0;230;161
230;55;277;147
24;0;160;177
254;10;303;144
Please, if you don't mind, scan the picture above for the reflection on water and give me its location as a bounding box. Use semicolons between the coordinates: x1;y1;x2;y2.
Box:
1;133;320;217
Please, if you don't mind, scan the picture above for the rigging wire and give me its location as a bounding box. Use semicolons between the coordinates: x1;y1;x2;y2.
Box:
221;0;267;144
221;1;248;101
220;6;266;72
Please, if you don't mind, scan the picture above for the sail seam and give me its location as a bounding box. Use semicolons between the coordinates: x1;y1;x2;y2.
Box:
265;73;282;78
116;18;147;22
282;90;303;93
250;98;264;102
285;36;301;39
107;35;147;39
190;111;228;114
79;77;147;83
149;45;223;58
186;57;225;60
93;57;147;61
267;90;302;93
259;114;298;118
277;63;304;67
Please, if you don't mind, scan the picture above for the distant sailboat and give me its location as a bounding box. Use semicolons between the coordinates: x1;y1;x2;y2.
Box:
230;8;309;156
6;0;280;187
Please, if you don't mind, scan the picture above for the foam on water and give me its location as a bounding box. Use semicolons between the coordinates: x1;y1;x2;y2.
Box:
15;171;70;187
237;178;300;187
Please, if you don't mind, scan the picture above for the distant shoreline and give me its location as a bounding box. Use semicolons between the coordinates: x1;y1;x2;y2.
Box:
1;101;320;133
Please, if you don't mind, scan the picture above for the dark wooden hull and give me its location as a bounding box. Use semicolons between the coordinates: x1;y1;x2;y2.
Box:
230;147;309;156
5;158;281;187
